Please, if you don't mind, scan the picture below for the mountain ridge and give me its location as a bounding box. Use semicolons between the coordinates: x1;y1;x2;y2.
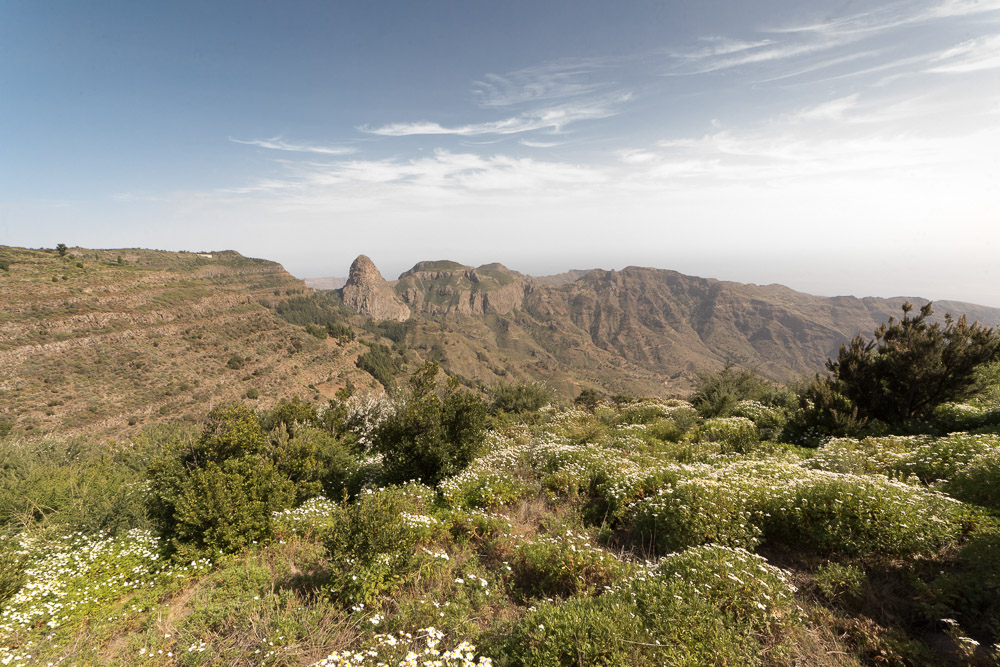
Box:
334;255;1000;395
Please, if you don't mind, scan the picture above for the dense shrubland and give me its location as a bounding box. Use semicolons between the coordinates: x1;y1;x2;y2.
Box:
2;304;1000;665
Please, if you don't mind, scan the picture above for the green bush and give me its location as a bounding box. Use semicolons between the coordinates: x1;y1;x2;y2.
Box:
754;471;961;557
167;456;295;553
264;396;318;436
574;388;604;410
489;380;553;414
926;526;1000;642
509;532;621;599
373;362;488;485
0;437;152;535
326;322;355;341
245;388;260;400
690;364;792;418
304;323;327;339
322;488;424;606
695;416;760;454
814;561;867;605
948;449;1000;509
0;534;27;610
489;544;799;666
147;404;313;554
628;478;761;554
226;354;245;370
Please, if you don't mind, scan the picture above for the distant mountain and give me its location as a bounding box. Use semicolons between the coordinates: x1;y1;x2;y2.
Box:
337;255;1000;397
531;269;591;286
304;276;347;290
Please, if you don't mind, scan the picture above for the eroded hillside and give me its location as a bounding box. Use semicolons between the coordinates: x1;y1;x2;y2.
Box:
333;256;1000;398
0;246;374;437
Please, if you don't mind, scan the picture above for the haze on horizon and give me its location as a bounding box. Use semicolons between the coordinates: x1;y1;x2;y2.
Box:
2;1;998;306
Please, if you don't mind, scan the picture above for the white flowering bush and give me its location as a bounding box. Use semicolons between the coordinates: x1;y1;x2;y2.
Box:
947;448;1000;509
508;530;623;599
695;416;760;454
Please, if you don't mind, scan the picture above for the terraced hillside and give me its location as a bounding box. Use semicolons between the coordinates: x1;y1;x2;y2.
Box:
0;246;374;437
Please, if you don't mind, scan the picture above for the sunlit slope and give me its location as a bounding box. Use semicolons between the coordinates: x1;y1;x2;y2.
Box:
0;246;372;437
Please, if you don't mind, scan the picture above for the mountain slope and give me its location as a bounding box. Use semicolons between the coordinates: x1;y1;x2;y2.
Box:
334;256;1000;397
0;246;374;437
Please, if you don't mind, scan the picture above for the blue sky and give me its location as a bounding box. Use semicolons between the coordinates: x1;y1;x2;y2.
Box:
2;1;999;305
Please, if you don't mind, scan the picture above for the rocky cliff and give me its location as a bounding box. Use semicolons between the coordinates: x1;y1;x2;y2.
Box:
395;261;529;316
340;255;410;321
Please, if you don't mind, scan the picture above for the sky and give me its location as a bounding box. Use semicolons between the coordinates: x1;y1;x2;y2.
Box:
1;1;999;305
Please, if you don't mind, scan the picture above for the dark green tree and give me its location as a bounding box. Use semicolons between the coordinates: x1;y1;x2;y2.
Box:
373;361;487;485
790;303;1000;439
148;404;296;554
574;388;604;410
56;243;67;257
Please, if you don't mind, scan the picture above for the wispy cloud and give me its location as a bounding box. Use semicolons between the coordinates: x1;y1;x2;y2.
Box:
668;0;1000;78
229;137;356;155
363;94;632;137
472;58;616;108
218;149;607;207
927;34;1000;72
618;148;659;164
519;139;567;148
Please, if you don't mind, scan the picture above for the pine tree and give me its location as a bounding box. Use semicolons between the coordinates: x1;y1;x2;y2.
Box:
827;302;1000;422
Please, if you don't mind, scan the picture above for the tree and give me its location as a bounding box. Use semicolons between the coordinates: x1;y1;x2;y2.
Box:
56;243;67;257
373;361;487;485
147;404;298;554
690;362;793;417
813;302;1000;426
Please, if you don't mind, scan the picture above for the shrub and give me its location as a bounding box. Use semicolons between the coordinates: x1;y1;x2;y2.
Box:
322;488;424;606
326;322;355;341
0;259;9;272
245;388;260;400
0;534;27;610
948;449;1000;509
695;416;760;454
226;354;245;370
731;399;786;437
264;396;319;436
147;404;310;554
373;362;488;486
814;562;867;605
489;380;553;414
0;420;11;437
817;302;1000;425
56;243;67;256
926;526;1000;642
574;388;603;410
304;323;327;339
628;478;761;554
489;544;799;666
509;532;621;599
690;364;791;418
753;470;961;557
167;456;295;552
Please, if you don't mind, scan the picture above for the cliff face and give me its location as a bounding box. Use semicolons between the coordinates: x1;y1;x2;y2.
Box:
374;257;1000;396
340;255;410;321
395;261;529;316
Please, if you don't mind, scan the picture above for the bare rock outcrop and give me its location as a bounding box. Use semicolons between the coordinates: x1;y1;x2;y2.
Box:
341;255;410;321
